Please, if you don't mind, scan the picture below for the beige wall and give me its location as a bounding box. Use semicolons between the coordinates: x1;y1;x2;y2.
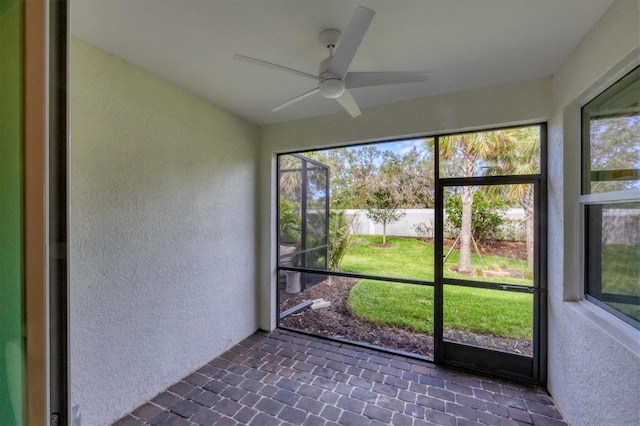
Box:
69;37;259;425
547;0;640;424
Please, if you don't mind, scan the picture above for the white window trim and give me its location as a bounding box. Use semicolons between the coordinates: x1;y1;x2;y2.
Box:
577;59;640;333
580;189;640;204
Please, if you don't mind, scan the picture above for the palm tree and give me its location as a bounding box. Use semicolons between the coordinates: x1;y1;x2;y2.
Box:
435;131;515;273
484;127;540;270
279;155;303;202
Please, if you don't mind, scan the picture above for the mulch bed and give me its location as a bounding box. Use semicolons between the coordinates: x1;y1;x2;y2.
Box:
279;268;533;358
416;237;528;261
478;239;528;260
280;275;435;357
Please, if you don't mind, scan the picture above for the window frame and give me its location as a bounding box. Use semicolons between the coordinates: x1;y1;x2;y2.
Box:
276;123;546;292
275;123;547;375
580;65;640;330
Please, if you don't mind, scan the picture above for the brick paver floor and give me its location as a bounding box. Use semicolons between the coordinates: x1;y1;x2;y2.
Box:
113;330;566;426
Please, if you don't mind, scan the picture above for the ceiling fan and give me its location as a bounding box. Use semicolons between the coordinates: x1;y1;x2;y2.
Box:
234;6;429;118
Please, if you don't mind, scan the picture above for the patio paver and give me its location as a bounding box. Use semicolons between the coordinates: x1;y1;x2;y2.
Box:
113;330;566;426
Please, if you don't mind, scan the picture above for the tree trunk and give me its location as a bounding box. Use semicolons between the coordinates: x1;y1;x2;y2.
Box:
457;146;476;274
382;221;387;245
523;186;535;270
458;185;474;273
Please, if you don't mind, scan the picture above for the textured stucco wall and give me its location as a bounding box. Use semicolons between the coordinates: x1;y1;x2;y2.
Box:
69;37;259;425
258;77;552;330
547;0;640;424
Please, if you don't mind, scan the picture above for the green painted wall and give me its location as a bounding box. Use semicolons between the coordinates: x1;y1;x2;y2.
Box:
0;0;24;424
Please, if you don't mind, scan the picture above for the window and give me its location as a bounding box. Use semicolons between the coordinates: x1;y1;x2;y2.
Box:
276;125;545;363
581;66;640;329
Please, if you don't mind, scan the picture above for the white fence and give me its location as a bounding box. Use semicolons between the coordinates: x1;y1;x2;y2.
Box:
342;208;528;241
340;208;640;245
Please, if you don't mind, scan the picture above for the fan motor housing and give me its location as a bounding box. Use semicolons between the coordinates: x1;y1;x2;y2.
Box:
319;28;341;48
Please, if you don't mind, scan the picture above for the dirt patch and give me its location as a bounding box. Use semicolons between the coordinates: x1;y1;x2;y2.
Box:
414;237;528;261
279;276;533;358
478;239;528;260
280;276;434;356
444;330;532;355
419;238;529;278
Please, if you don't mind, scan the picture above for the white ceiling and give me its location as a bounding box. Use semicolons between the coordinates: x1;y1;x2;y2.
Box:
70;0;616;125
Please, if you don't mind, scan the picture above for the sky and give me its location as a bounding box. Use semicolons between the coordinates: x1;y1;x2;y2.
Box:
388;138;429;155
345;137;429;157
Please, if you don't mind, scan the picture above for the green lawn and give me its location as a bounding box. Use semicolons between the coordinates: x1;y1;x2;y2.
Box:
343;235;533;340
601;243;640;320
342;235;532;285
602;244;640;292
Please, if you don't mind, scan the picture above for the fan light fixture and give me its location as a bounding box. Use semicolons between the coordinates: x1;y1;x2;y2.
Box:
319;79;345;99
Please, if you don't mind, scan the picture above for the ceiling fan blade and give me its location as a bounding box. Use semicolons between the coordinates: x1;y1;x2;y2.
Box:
234;54;320;81
345;72;429;89
273;87;320;112
335;89;361;117
326;6;375;80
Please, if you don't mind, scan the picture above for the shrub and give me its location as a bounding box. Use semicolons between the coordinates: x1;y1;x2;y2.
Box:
279;198;301;245
329;210;355;271
445;191;506;243
412;221;433;240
